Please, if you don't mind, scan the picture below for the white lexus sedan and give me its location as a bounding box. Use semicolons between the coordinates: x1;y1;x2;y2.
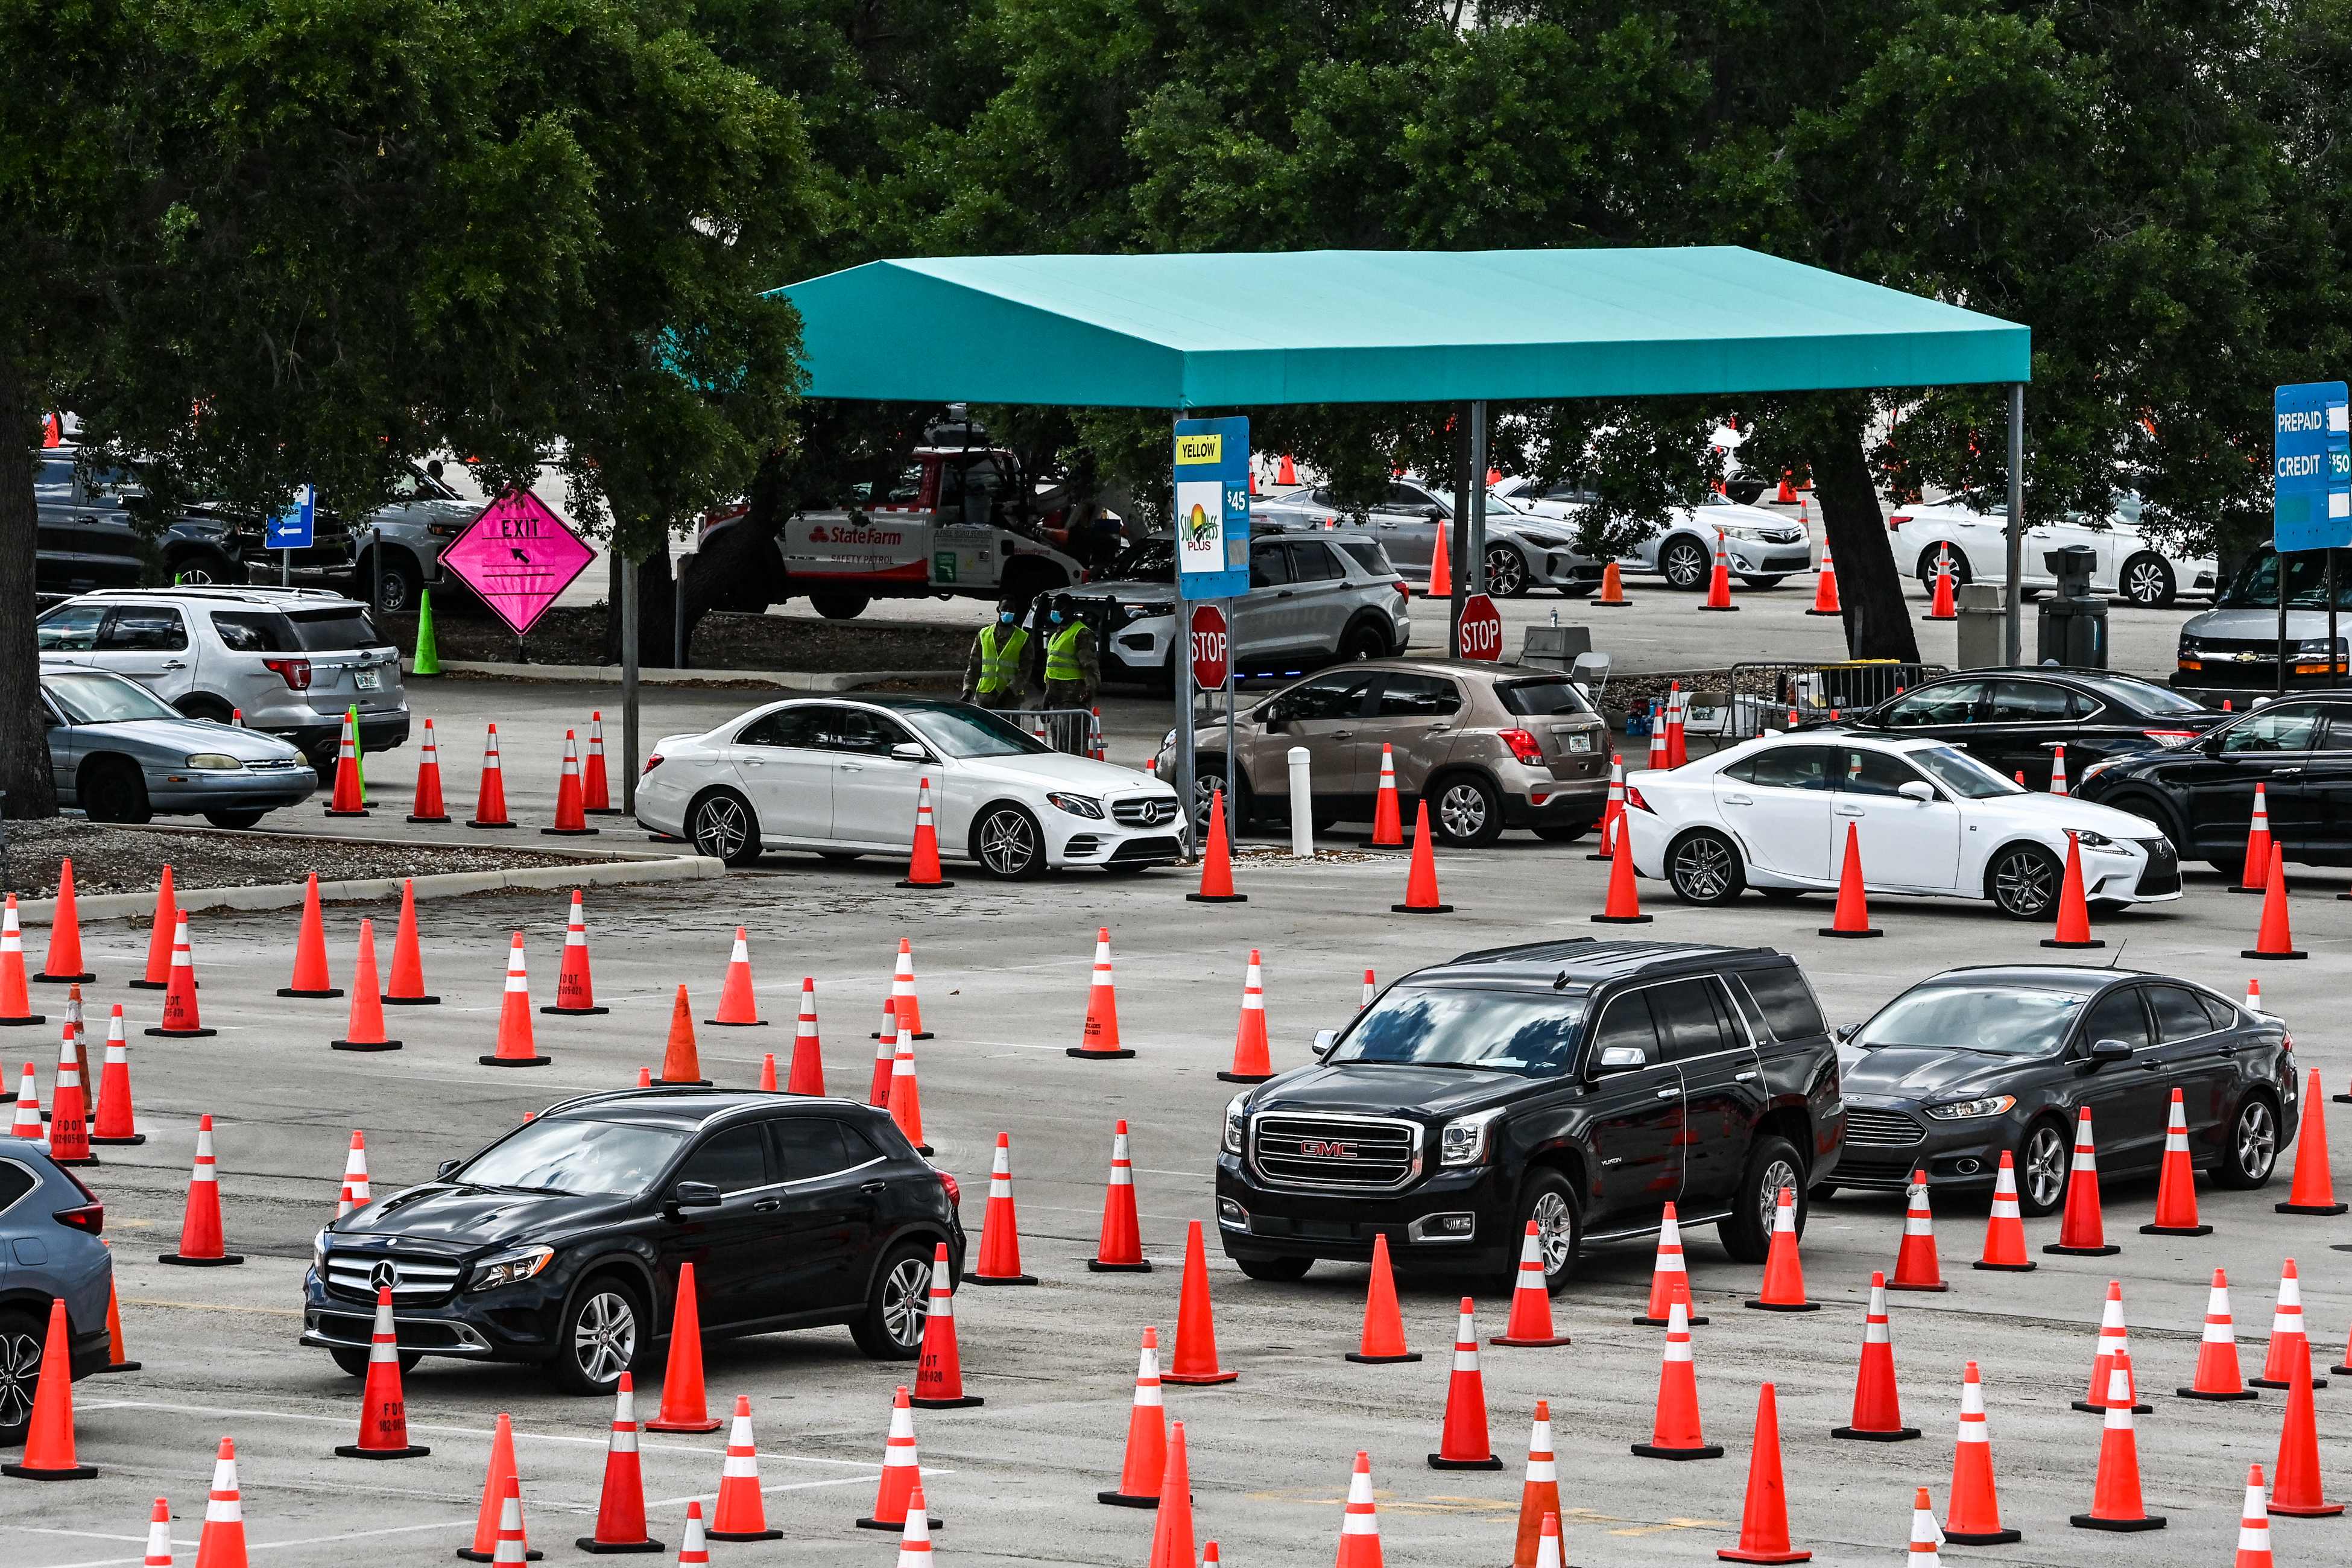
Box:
1622;732;2184;920
637;697;1185;877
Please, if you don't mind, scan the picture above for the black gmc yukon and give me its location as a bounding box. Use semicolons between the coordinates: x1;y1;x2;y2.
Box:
1216;940;1845;1292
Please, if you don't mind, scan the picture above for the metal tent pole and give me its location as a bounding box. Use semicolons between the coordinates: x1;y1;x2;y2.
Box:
1468;401;1488;597
1173;411;1197;861
621;552;640;815
2004;384;2025;665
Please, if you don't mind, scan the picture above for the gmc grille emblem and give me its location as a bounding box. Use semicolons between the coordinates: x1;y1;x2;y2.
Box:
1298;1139;1357;1159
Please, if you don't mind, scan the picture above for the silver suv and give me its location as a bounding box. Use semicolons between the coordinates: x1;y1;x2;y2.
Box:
37;587;411;775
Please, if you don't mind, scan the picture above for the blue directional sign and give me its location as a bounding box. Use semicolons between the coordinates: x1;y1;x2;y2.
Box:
2274;382;2350;553
265;484;317;550
1173;416;1250;600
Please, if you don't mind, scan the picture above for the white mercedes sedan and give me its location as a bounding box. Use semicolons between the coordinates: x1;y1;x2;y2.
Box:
1622;732;2184;919
637;697;1184;877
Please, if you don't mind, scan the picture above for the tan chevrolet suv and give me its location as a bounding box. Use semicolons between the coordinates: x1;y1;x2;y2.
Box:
1160;658;1611;846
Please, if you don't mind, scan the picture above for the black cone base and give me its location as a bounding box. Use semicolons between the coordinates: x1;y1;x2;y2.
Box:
2041;938;2105;950
468;820;518;829
478;1054;551;1067
2140;1223;2212;1236
542;827;601;836
1067;1048;1136;1059
1818;927;1883;939
0;1014;49;1026
54;1155;99;1168
336;1443;431;1459
575;1537;664;1554
1491;1333;1574;1348
1635;1314;1710;1327
897;879;957;890
1699;605;1740;613
331;1039;402;1052
2251;1373;2328;1390
1592;914;1652;925
1185;893;1245;903
145;1026;215;1038
909;1394;984;1410
1942;1528;2022;1545
2178;1386;2258;1401
382;994;441;1006
1346;1351;1422;1364
706;1019;769;1028
1830;1426;1921;1441
159;1253;244;1266
856;1517;941;1533
458;1547;545;1561
2043;1243;2121;1256
126;980;168;990
279;987;345;999
34;973;93;985
89;1134;147;1146
1630;1443;1722;1460
2243;948;2307;960
1216;1071;1272;1084
1392;903;1455;914
2;1461;99;1479
703;1527;785;1542
542;1005;611;1016
1098;1491;1160;1508
2072;1400;2154;1414
1087;1259;1151;1272
1973;1260;2037;1272
871;1030;935;1042
654;1078;713;1088
2277;1201;2348;1215
406;814;452;825
2070;1514;2164;1531
1744;1300;1820;1312
1804;609;1842;618
969;1273;1038;1286
1427;1453;1505;1470
88;1359;141;1373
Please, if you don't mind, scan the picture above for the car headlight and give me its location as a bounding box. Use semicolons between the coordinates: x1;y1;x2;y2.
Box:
313;1228;329;1276
1224;1093;1247;1155
185;753;245;770
1519;532;1566;549
1440;1107;1507;1166
1716;525;1765;542
1121;601;1174;619
1924;1095;2016;1121
1046;791;1105;818
2072;830;2120;851
467;1244;555;1292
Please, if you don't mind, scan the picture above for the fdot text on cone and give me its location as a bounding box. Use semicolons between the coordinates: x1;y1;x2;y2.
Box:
910;1242;982;1408
542;890;609;1016
332;1286;430;1459
1069;928;1134;1059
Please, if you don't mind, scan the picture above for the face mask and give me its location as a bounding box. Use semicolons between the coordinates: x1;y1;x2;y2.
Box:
999;612;1014;625
1050;610;1063;624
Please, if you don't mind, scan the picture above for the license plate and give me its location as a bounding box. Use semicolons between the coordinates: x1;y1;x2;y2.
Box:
1567;733;1592;753
354;667;381;691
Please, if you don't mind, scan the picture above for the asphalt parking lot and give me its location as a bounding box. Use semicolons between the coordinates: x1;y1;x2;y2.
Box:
5;801;2349;1567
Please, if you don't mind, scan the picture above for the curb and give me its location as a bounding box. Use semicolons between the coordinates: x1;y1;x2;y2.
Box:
405;657;957;692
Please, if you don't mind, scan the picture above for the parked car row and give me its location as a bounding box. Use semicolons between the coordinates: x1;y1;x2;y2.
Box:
1888;489;2218;607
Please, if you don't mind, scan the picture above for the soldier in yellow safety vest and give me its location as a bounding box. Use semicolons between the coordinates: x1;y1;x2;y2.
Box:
1034;593;1099;747
960;602;1031;710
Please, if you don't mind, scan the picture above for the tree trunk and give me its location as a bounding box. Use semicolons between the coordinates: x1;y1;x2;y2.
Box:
1810;421;1921;664
599;542;676;668
0;352;58;818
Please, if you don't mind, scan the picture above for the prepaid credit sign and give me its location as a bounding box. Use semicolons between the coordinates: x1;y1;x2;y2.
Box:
441;486;597;636
1174;414;1249;600
2274;380;2351;554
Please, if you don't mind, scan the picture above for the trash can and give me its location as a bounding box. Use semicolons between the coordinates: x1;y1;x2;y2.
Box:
1954;583;2006;669
1518;622;1592;671
2034;545;2108;668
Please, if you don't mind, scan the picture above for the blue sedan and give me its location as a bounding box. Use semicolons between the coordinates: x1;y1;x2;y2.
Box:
43;668;317;826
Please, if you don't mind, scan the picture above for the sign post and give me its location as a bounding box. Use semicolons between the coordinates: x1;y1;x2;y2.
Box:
1173;416;1250;858
1458;591;1503;662
265;484;315;587
2273;382;2352;694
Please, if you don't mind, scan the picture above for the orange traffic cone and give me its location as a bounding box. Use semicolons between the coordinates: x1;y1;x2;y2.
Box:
2243;844;2305;959
1775;471;1797;503
870;937;929;1040
911;1242;981;1408
1596;560;1632;606
407;718;450;823
2239;783;2274;892
1804;545;1841;616
785;979;824;1095
2276;1069;2345;1213
1831;1273;1920;1441
334;1286;431;1458
577;1374;663;1552
1925;548;1958;620
1098;1326;1168;1506
46;1020;93;1166
0;894;42;1025
2072;1280;2150;1414
0;1297;97;1478
1428;1298;1504;1469
1511;1402;1562;1568
38;858;92;983
382;878;437;1005
897;777;954;889
2180;1268;2256;1401
1187;788;1245;902
705;1396;782;1540
583;710;618;814
2269;1335;2342;1516
1745;1187;1817;1310
335;1130;371;1219
329;919;400;1051
676;1504;710;1568
471;1462;537;1564
2238;1465;2276;1567
1592;804;1649;924
1973;1151;2035;1271
325;713;368;817
90;1007;141;1145
1717;1383;1807;1561
1348;1233;1418;1363
478;932;549;1067
1428;523;1452;598
656;986;708;1086
192;1437;250;1567
644;1263;721;1433
756;1052;776;1090
1666;682;1690;767
1631;1300;1721;1459
7;1061;37;1139
2044;1107;2116;1255
159;1114;243;1266
1491;1222;1572;1347
867;1002;894;1106
1391;800;1453;914
1636;1203;1707;1324
2049;743;2070;795
279;872;343;998
2142;1089;2208;1233
1819;822;1880;937
1089;1119;1150;1271
1700;531;1739;611
2041;833;2102;949
1361;967;1377;1010
1162;1220;1236;1384
469;722;514;829
1943;1362;2019;1543
856;1387;938;1531
1070;928;1134;1058
1589;753;1626;861
1646;703;1669;770
972;1133;1036;1285
888;1027;929;1154
130;865;176;990
1889;1172;1946;1291
2252;1259;2325;1390
707;927;764;1026
1148;1422;1197;1568
543;890;608;1016
2071;1354;2164;1531
543;730;597;836
1367;744;1403;846
1218;950;1272;1083
1278;454;1297;485
1335;1450;1382;1568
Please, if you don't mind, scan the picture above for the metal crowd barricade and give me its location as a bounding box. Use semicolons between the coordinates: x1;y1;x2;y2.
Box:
1019;706;1104;758
1696;660;1950;741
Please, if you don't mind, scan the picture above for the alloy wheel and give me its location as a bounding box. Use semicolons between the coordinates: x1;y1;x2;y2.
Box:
2024;1124;2069;1210
1662;542;1706;589
1992;849;2056;916
880;1256;931;1350
2237;1099;2278;1181
693;797;748;862
1530;1191;1575;1272
977;809;1037;876
2123;560;2167;605
572;1290;637;1388
1437;783;1488;841
0;1324;39;1432
1673;836;1736;900
1485;547;1528;597
1758;1157;1801;1236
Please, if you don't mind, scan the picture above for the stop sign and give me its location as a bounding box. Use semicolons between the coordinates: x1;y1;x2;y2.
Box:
1458;592;1503;662
1188;602;1230;688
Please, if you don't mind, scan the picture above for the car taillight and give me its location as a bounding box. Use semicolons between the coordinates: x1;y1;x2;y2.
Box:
1888;514;1911;530
2142;729;2201;743
1392;579;1411;598
643;753;663;773
1625;783;1654;812
262;656;312;691
1497;727;1544;765
935;1168;961;1209
52;1201;104;1235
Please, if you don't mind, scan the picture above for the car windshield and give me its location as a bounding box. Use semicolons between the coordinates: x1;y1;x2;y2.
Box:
457;1118;688;1196
899;705;1052;758
2219;547;2352;610
2072;671;2206;716
1853;985;2088;1057
1103;539;1174;583
45;671;181;724
1496;678;1592;717
1908;745;2023;798
1328;987;1585;1076
287;607;391;651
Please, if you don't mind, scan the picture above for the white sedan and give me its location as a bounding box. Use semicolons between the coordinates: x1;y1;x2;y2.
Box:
1887;492;2218;607
637;697;1184;877
1622;732;2184;919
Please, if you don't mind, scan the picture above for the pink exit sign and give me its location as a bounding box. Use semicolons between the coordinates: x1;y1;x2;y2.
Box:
440;487;596;636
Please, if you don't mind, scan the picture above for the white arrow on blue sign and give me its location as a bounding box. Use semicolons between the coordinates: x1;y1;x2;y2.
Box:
2274;381;2350;552
265;484;317;549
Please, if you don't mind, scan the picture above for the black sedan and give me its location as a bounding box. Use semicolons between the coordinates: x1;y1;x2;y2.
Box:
1827;966;2293;1216
303;1090;964;1394
1826;668;2225;792
2077;692;2352;873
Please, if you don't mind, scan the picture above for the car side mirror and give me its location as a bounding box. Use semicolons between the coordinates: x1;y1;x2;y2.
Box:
1833;1023;1857;1043
890;742;927;763
1313;1028;1339;1059
1897;780;1936;803
1589;1045;1649;1076
1423;506;1444;522
669;1181;722;1212
2086;1038;2134;1066
435;1160;461;1181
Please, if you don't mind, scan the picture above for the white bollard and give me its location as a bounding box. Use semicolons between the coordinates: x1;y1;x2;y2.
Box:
1288;745;1313;858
